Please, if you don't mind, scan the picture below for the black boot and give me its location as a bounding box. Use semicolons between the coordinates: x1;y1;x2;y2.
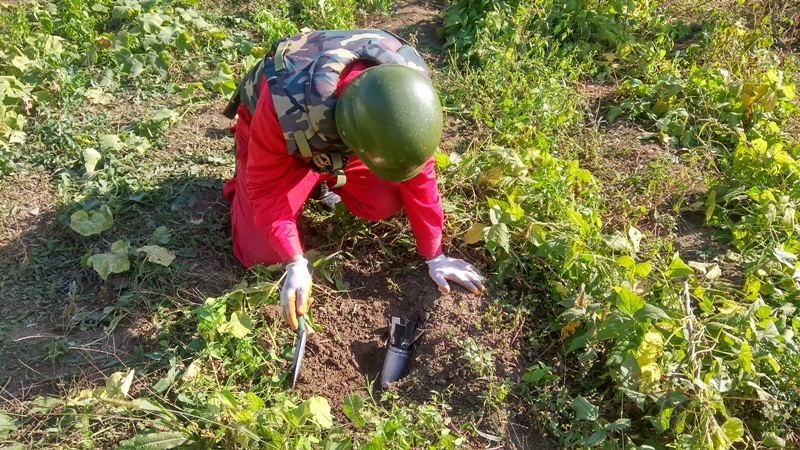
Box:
314;182;341;211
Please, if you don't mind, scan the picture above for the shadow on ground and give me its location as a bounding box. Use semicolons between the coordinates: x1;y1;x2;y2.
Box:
0;172;241;400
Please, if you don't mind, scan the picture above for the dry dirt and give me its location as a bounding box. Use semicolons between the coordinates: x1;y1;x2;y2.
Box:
577;82;709;239
294;260;536;445
0;97;239;400
0;169;57;257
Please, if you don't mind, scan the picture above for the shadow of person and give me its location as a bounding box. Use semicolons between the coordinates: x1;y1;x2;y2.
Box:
0;173;241;400
349;338;386;380
205;126;230;140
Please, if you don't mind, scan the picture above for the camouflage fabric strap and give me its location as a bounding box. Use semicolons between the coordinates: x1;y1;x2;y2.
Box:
310;153;347;188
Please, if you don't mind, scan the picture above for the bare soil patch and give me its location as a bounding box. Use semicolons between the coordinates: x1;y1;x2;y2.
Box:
0;99;239;400
577;83;709;236
163;99;234;157
295;261;530;445
364;0;444;62
0;169;57;256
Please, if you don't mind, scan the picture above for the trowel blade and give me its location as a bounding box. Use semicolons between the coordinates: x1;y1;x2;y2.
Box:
290;317;307;388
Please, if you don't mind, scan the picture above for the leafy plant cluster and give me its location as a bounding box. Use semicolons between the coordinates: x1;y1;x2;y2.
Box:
440;0;800;447
7;282;462;448
0;0;387;177
0;0;479;447
442;0;676;79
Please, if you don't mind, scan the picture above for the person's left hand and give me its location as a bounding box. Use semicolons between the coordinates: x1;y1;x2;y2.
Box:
426;254;485;295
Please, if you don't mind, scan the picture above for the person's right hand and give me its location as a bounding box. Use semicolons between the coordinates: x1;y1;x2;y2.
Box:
279;257;313;330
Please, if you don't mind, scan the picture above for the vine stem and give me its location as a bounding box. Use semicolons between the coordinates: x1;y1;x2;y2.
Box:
682;281;700;381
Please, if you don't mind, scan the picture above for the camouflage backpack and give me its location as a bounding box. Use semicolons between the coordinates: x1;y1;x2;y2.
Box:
223;29;429;187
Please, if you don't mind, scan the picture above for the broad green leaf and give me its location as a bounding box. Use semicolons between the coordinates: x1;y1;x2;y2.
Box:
780;83;796;100
762;432;786;448
105;369;135;398
70;206;113;236
572;395;599;421
152;226;171;244
634;303;670;321
634;262;653;278
615;255;635;270
91;240;131;280
433;151;450;169
744;276;762;301
307;396;333;429
665;256;693;279
30;396;62;414
149;108;177;123
739;341;753;373
324;441;354;450
0;413;18;439
719;417;744;444
127;135;151;153
100;134;124;152
224;311;253;339
486;223;510;252
138;245;176;266
604;418;631;431
44;35;64;56
614;286;644;316
211;78;237;96
112;2;140;19
83;147;102;173
124;55;145;77
118;431;188;450
522;364;554;385
463;223;485;244
606;105;623;123
10;54;32;71
342;395;365;428
584;429;606;446
140;12;164;33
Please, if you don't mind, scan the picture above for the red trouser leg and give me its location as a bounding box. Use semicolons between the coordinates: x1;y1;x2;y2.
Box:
327;158;404;221
227;108;285;267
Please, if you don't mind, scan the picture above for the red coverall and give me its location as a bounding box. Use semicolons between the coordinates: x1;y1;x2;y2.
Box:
223;61;445;267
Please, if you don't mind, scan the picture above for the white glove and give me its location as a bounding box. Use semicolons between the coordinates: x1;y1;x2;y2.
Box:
279;257;313;330
426;254;486;295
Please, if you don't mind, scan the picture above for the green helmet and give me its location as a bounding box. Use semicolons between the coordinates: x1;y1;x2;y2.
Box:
335;64;443;182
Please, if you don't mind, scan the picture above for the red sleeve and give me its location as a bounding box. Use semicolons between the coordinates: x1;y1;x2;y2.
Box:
245;81;317;263
399;158;444;259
